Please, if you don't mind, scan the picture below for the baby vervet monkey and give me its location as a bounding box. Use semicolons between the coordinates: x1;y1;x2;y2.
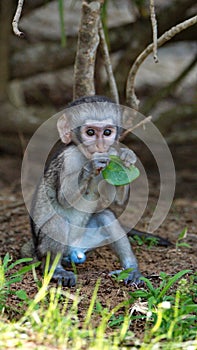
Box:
22;95;143;287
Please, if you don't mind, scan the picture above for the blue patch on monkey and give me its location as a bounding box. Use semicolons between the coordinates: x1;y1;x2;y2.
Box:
64;250;86;264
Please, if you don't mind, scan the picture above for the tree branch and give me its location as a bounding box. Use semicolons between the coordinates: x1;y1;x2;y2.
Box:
12;0;25;37
99;21;119;103
120;116;152;141
150;0;158;63
73;0;101;100
126;15;197;110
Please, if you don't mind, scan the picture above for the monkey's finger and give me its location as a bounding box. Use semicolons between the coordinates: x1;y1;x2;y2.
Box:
61;276;76;288
109;269;144;287
108;269;123;276
124;271;145;287
53;268;76;287
93;158;109;169
120;150;137;167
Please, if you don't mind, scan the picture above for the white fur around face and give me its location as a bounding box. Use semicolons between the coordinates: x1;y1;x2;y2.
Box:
80;121;117;155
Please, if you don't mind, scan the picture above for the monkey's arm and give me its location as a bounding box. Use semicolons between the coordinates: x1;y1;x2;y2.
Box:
58;148;111;210
57;147;97;209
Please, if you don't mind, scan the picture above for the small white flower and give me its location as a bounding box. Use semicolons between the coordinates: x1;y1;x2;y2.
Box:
159;301;171;309
147;310;152;320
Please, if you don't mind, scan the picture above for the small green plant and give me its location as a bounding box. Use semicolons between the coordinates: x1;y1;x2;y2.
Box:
130;234;159;248
129;270;192;307
110;268;135;283
127;269;197;346
0;264;196;349
175;227;191;250
142;275;197;346
17;265;134;350
0;253;40;313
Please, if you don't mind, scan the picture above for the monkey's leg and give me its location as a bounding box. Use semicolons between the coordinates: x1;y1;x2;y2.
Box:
36;215;76;287
109;235;143;285
93;210;143;285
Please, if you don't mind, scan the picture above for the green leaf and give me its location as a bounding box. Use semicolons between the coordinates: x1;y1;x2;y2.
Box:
102;155;140;186
15;290;28;301
11;262;41;277
177;227;188;241
129;290;149;299
177;242;191;249
2;253;12;269
112;268;134;281
140;277;156;294
158;269;192;299
7;258;33;271
6;276;22;285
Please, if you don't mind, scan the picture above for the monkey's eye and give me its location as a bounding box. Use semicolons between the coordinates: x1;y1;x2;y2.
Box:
103;129;112;136
86;129;95;136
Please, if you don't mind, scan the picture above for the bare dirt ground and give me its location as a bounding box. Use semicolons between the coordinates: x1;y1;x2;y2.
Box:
0;142;196;337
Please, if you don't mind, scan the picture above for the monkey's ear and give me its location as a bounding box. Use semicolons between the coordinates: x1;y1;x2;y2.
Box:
57;113;71;144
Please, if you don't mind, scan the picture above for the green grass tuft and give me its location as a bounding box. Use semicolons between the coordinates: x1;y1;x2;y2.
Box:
0;253;196;349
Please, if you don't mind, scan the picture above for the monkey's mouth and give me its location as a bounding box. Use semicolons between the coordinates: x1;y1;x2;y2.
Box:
95;168;103;175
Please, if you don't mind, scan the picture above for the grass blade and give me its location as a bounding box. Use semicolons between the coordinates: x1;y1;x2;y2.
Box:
158;270;192;299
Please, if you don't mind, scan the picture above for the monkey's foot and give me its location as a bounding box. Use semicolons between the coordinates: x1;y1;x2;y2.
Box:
52;266;76;287
109;268;144;286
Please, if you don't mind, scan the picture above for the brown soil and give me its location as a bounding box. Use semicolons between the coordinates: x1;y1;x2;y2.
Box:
0;143;196;338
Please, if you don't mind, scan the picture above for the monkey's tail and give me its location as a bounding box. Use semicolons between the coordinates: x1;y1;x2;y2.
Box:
128;228;172;247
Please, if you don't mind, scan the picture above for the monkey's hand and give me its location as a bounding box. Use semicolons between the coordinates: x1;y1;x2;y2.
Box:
79;154;110;192
91;153;110;175
119;148;137;168
109;266;143;286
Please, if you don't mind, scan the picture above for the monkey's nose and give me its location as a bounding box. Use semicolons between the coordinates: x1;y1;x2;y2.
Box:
96;141;106;152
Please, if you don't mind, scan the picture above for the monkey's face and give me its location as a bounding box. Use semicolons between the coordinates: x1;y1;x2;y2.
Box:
80;120;117;156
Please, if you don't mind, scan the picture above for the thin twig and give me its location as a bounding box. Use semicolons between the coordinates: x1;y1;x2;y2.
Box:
120;116;152;141
99;21;119;103
150;0;158;63
126;15;197;110
12;0;25;37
